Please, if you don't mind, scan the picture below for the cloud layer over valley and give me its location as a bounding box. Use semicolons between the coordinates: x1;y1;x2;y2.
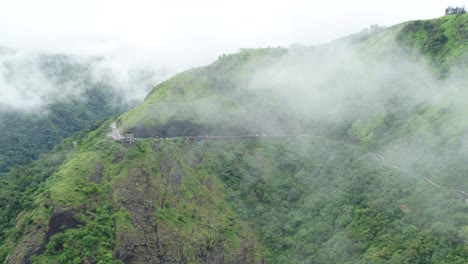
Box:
0;49;169;111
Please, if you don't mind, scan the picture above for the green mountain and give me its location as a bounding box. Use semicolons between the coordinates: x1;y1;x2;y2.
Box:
1;14;468;263
0;52;157;175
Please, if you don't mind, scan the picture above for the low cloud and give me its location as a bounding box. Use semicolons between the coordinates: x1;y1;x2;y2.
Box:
0;48;170;112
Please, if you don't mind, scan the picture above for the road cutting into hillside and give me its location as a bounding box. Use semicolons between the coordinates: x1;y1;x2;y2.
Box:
107;122;318;141
369;152;467;203
370;152;449;189
108;122;467;203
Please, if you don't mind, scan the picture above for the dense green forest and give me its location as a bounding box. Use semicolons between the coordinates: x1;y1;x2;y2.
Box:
1;13;468;263
0;53;127;175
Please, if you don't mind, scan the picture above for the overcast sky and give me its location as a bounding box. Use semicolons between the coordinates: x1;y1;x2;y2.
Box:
0;0;466;70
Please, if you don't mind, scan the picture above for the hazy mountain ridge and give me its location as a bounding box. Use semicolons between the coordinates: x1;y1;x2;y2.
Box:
1;14;468;263
0;50;164;175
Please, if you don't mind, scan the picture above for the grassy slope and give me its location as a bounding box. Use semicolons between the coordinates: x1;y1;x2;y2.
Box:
396;14;468;75
119;48;288;137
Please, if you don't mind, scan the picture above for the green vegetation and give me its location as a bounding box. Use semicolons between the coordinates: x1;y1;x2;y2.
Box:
0;129;264;263
1;14;468;263
445;6;466;15
200;138;467;263
0;54;126;175
2;135;465;263
121;48;288;136
397;13;468;75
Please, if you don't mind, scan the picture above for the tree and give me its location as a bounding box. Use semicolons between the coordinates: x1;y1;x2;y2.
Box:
445;6;466;15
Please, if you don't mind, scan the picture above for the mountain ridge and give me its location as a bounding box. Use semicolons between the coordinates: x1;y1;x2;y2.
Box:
1;14;468;263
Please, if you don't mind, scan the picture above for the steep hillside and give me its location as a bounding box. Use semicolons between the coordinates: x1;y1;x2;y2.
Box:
1;14;468;263
397;14;468;75
0;89;123;175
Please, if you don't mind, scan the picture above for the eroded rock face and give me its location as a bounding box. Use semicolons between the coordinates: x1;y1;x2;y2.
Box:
113;166;162;263
112;148;265;264
88;162;104;184
8;143;264;263
112;151;125;164
8;206;83;263
8;222;46;264
46;206;80;240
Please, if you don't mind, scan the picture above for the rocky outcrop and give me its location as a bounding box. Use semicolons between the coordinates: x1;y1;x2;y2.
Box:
88;162;104;184
45;206;81;240
8;222;46;264
8;205;81;264
112;144;264;263
7;142;265;263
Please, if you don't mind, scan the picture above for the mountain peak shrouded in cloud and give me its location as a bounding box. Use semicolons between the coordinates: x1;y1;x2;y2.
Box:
1;1;468;263
2;12;468;263
0;1;464;112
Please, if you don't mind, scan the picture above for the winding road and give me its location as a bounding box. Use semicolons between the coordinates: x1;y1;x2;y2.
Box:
369;152;466;203
108;122;467;203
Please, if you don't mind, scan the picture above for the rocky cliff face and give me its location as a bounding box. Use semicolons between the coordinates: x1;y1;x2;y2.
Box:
110;141;263;263
6;138;265;264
